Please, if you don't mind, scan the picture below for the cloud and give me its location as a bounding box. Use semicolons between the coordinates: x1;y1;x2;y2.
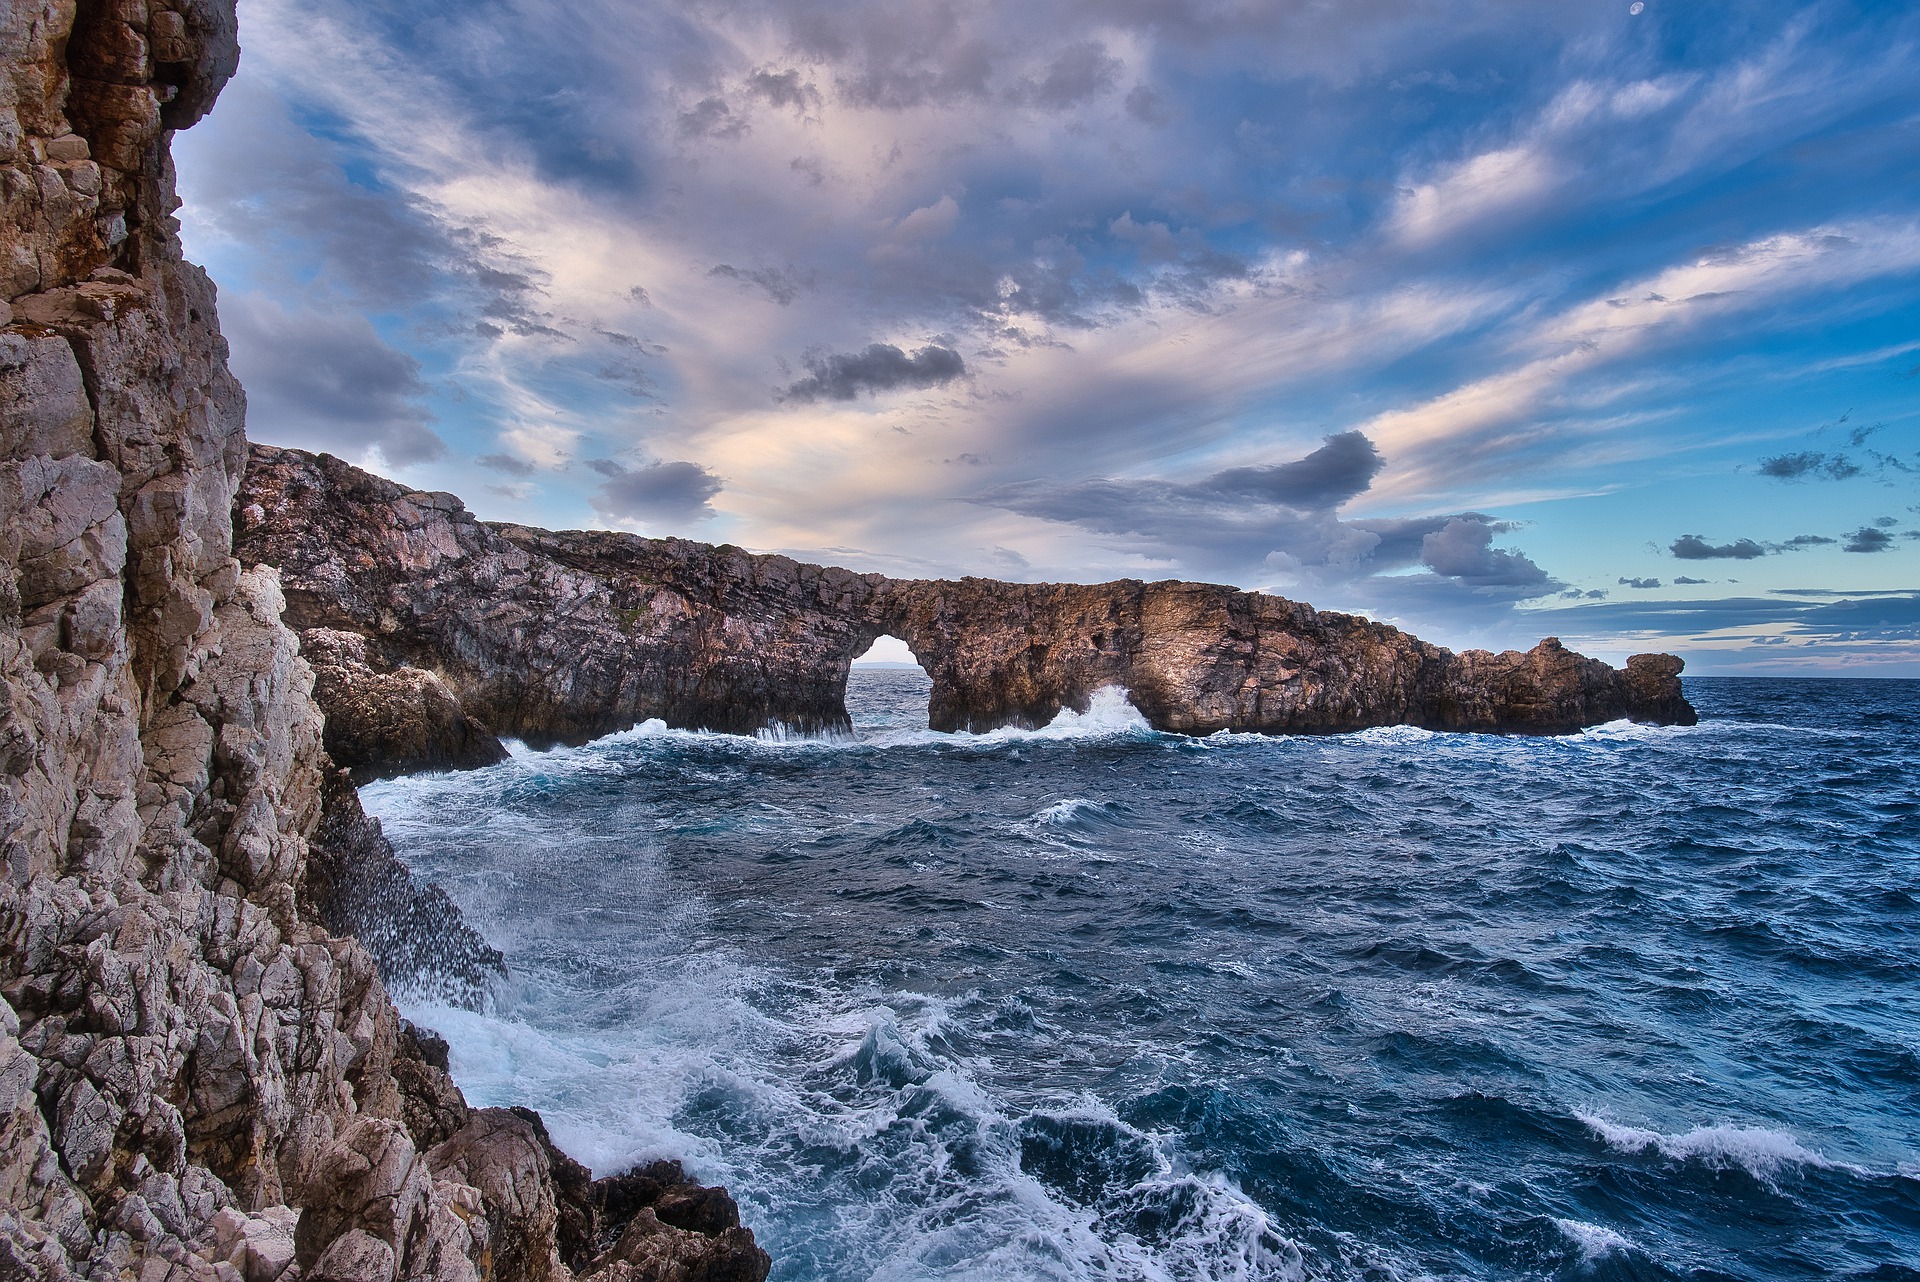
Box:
1418;517;1554;588
1757;450;1860;480
177;77;555;334
779;343;967;402
477;452;536;477
589;460;725;525
1619;576;1662;588
1203;431;1384;506
1022;41;1123;109
1673;575;1709;584
710;264;806;305
745;68;821;113
1844;526;1895;553
1782;533;1836;547
223;293;444;466
679;96;750;140
1670;534;1768;560
175;0;1920;663
984;434;1557;603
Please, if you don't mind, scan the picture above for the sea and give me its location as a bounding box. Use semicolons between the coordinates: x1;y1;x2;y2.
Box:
362;672;1920;1282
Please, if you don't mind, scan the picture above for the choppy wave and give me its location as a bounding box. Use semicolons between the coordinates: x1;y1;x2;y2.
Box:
1552;1218;1634;1265
368;674;1920;1282
1574;1113;1860;1181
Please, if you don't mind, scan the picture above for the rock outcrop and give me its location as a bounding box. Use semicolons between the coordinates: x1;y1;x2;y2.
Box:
1;5;768;1281
235;444;1694;766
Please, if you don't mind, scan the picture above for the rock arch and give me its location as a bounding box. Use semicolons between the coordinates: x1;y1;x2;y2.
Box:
236;444;1694;773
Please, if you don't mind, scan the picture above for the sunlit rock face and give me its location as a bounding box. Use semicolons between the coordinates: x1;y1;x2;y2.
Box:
1;6;768;1280
236;443;1694;768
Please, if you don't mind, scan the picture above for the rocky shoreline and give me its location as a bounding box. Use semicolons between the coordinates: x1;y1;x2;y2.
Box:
1;4;766;1279
1;2;1693;1279
234;443;1692;778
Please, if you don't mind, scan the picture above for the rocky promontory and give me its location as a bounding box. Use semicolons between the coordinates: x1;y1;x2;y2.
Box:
235;444;1693;773
1;4;767;1279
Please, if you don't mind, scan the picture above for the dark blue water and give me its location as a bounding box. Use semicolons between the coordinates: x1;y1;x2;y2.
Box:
364;675;1920;1282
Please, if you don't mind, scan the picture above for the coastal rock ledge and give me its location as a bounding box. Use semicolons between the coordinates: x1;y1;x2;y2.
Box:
236;444;1694;772
2;3;767;1280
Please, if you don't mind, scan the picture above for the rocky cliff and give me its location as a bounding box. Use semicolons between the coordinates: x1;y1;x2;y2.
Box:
235;444;1693;772
1;4;766;1280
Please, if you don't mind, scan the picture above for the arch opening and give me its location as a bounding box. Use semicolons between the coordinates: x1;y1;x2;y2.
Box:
848;633;931;734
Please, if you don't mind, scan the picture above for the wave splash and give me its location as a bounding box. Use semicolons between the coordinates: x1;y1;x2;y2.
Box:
401;980;1300;1282
1575;1113;1859;1182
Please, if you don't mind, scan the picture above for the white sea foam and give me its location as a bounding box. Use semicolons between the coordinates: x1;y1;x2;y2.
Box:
1034;798;1114;826
1575;1113;1858;1181
1553;1218;1634;1264
397;922;1304;1282
465;686;1159;771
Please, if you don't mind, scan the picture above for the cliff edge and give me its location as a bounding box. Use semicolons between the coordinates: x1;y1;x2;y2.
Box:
234;444;1694;774
1;4;766;1280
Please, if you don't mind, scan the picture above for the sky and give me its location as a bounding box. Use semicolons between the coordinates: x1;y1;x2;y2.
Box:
174;0;1920;673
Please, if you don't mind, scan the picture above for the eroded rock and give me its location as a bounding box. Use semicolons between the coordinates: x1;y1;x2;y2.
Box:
4;5;759;1280
236;444;1695;750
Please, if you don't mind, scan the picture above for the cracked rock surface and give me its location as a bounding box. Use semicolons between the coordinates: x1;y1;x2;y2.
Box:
2;4;768;1280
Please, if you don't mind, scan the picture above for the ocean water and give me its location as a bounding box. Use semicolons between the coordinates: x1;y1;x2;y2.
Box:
363;673;1920;1282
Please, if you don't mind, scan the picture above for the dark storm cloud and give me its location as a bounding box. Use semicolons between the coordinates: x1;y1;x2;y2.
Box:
1670;534;1768;560
780;343;967;402
590;460;725;524
222;295;444;465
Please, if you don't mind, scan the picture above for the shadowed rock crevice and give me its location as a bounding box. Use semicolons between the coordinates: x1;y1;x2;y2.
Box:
236;443;1694;766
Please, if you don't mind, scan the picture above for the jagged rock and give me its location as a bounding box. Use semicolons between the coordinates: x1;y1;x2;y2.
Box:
506;1109;770;1282
302;628;509;780
5;6;759;1282
427;1109;565;1282
236;444;1695;750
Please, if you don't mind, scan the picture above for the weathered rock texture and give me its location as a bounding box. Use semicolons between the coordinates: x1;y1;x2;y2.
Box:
1;5;768;1281
235;445;1694;766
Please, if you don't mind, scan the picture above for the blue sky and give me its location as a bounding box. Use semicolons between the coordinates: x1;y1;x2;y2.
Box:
175;0;1920;672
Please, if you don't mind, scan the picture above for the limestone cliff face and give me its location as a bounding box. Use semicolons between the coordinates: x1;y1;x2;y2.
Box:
235;444;1694;773
1;6;767;1281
